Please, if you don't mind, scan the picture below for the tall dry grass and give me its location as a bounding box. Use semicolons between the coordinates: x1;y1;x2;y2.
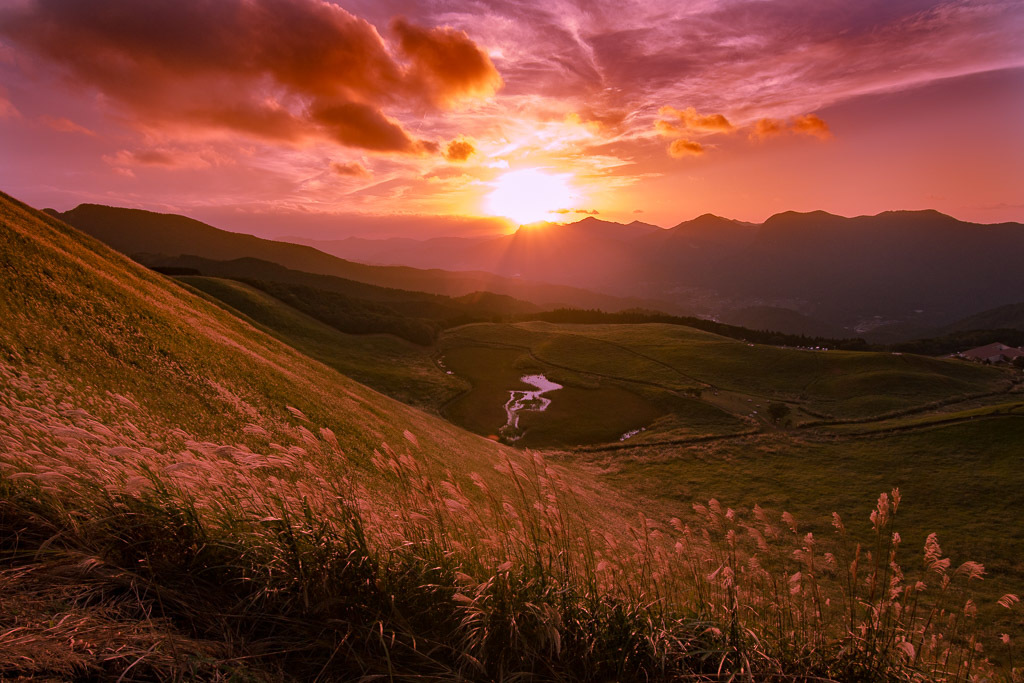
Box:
0;359;1019;681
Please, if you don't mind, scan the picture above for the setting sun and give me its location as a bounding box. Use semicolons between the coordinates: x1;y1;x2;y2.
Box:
485;169;576;225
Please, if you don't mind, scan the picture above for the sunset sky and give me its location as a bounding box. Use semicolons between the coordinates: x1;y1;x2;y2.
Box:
1;0;1023;238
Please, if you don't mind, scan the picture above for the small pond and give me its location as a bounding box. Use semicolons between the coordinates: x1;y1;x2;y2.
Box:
499;374;562;442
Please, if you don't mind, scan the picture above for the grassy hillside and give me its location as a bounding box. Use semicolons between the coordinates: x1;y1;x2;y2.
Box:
177;276;464;410
158;257;546;345
0;192;649;678
438;322;1010;447
2;193;1017;680
150;253;542;315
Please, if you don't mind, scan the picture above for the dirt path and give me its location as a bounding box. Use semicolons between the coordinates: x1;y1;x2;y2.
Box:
573;404;1024;454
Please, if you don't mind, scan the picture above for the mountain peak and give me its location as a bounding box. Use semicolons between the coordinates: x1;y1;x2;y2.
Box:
672;213;736;229
763;210;844;226
555;215;661;240
873;209;957;222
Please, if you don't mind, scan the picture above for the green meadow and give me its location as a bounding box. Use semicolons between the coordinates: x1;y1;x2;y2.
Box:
436;321;1011;446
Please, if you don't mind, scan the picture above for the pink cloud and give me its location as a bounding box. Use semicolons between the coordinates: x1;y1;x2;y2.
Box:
331;160;371;178
40;115;95;135
102;146;231;170
0;96;18;119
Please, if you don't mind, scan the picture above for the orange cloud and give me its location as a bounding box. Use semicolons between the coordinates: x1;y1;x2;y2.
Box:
657;106;730;158
444;138;476;162
655;119;682;136
792;113;832;139
659;106;734;133
668;139;705;158
751;114;831;140
751;118;785;139
311;101;436;153
331;161;371;178
568;108;627;131
392;18;502;106
0;0;500;154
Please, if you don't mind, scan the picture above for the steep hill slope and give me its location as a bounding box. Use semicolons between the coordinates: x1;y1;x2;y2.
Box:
11;197;496;461
177;275;464;410
0;191;642;678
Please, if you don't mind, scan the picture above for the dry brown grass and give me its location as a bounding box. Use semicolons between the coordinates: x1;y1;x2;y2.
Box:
1;358;1020;681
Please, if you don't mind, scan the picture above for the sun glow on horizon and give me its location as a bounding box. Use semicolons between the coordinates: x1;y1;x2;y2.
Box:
485;169;576;226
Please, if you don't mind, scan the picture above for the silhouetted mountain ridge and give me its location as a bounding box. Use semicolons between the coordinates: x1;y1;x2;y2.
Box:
55;203;1024;340
54;204;672;313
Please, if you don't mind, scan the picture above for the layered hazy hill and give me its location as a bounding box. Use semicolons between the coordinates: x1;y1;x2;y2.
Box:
52;202;1024;341
945;301;1024;333
286;216;662;270
720;210;1024;324
292;209;1024;340
51;204;668;313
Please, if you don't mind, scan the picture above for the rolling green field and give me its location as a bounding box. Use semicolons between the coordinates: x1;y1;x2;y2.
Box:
438;321;1014;447
435;321;1024;639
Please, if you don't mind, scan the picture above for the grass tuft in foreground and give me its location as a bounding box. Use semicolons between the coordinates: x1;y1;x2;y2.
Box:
1;360;1019;681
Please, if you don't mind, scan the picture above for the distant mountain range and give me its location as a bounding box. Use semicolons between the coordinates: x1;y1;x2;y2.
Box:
50;205;672;314
51;203;1024;342
289;210;1024;340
